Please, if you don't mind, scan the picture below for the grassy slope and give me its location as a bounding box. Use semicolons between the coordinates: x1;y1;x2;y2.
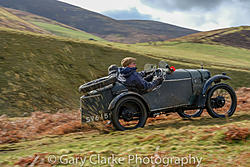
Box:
0;28;159;117
0;111;249;166
113;41;250;71
1;27;250;116
112;40;250;88
2;8;248;70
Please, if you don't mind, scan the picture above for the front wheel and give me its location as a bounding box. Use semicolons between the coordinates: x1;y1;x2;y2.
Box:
111;96;148;131
206;83;237;118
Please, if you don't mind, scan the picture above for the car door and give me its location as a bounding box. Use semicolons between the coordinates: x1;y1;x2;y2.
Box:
143;69;193;111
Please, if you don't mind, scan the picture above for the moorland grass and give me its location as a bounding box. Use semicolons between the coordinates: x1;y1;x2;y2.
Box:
0;28;250;116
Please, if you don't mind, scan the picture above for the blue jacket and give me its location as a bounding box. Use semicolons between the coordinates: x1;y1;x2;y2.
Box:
117;67;160;92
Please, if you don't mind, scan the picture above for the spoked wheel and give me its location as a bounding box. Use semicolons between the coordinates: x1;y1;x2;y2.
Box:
111;96;147;131
177;109;203;118
206;83;237;118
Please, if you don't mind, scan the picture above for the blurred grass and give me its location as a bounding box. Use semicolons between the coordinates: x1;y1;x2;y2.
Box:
0;28;250;116
0;111;249;166
0;28;159;116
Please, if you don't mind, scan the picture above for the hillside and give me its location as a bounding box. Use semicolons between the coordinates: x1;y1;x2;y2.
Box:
112;27;250;73
170;26;250;50
1;28;250;117
0;0;199;43
0;28;159;117
0;7;104;41
0;25;249;167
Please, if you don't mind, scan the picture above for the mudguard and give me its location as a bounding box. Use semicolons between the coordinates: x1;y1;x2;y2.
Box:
108;91;150;112
202;74;231;95
198;74;231;107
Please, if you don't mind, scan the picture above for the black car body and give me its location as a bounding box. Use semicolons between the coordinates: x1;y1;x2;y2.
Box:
79;62;237;130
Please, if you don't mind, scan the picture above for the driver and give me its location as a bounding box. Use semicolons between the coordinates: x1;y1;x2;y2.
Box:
117;57;163;93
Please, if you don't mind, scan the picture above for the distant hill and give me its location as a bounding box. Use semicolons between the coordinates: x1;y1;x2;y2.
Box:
119;20;196;39
0;0;199;43
170;26;250;49
0;7;104;41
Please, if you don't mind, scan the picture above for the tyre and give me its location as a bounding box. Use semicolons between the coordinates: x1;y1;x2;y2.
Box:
177;109;203;118
206;83;237;118
79;76;117;93
111;96;148;131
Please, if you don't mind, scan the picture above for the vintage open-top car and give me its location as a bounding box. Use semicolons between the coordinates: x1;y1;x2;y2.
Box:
79;61;237;130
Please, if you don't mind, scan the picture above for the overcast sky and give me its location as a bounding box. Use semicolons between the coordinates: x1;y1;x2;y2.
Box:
58;0;250;31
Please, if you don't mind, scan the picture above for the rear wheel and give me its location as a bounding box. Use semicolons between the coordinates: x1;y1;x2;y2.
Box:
206;83;237;118
111;96;148;131
177;109;203;118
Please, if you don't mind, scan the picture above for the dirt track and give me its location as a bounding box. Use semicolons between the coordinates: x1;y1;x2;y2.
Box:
0;87;249;144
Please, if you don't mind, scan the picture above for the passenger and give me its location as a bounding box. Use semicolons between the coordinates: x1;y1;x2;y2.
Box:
117;57;163;93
